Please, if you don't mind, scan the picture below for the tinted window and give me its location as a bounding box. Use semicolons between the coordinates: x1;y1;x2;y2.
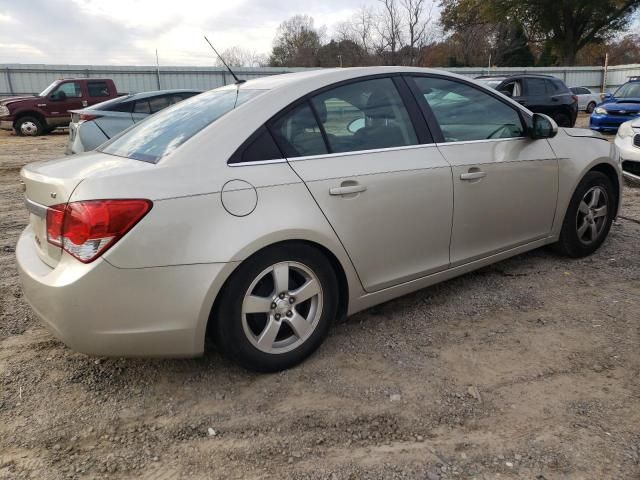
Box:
497;80;522;97
134;100;151;114
54;82;82;98
229;127;282;164
108;100;134;113
527;78;547;96
553;80;570;93
270;103;328;158
310;77;418;153
88;81;110;97
100;88;263;163
148;95;170;113
411;76;525;142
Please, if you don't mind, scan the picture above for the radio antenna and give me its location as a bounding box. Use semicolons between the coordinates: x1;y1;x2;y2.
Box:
204;36;245;84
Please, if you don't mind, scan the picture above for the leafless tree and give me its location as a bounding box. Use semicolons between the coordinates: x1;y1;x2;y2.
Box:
401;0;435;64
376;0;404;64
214;46;268;67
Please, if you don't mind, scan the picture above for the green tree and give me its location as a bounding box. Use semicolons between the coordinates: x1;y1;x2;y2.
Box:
494;23;535;67
440;0;640;65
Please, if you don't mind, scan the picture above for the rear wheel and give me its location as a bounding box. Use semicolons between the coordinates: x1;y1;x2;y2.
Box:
554;171;615;258
15;116;43;136
586;101;596;114
553;112;572;128
214;243;338;372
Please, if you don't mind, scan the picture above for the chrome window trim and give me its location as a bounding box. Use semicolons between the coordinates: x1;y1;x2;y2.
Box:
25;197;47;218
227;136;529;166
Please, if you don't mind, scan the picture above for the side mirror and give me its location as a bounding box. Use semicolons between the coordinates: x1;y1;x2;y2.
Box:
530;113;558;139
50;90;67;101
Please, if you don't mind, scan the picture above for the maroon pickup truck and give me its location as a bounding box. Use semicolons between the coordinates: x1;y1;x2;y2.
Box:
0;78;120;136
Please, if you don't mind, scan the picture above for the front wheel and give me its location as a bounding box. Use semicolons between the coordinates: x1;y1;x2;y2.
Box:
214;243;338;372
15;116;44;136
554;171;615;258
586;101;596;114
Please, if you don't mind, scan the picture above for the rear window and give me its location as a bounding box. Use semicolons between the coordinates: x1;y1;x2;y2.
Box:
99;88;264;163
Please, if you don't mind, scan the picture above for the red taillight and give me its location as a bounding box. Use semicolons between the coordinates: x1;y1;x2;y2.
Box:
572;95;578;103
79;113;101;122
46;199;152;263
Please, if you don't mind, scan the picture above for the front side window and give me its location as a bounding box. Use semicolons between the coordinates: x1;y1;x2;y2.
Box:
88;81;110;97
411;76;525;142
148;96;171;113
497;80;522;97
311;77;418;153
99;88;263;163
53;82;82;98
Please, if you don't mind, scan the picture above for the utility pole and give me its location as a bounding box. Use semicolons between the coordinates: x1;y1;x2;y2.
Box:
155;49;161;90
602;52;609;94
337;54;343;68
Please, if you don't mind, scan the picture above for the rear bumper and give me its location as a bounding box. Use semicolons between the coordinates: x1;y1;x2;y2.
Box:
16;224;226;357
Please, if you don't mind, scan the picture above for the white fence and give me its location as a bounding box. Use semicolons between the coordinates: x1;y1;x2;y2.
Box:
2;63;640;97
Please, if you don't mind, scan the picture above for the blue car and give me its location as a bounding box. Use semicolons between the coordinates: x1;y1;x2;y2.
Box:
590;79;640;132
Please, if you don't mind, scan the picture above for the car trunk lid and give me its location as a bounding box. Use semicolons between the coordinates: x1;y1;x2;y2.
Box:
20;152;151;267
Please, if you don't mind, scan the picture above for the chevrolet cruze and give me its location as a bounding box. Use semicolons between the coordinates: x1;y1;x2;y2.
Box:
17;67;623;372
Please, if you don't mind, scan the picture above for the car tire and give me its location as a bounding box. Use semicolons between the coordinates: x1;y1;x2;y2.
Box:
15;116;44;136
586;101;596;114
553;112;572;128
214;243;338;372
554;171;615;258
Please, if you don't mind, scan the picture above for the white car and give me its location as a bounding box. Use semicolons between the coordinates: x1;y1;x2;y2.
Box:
570;87;601;113
614;119;640;182
17;67;622;372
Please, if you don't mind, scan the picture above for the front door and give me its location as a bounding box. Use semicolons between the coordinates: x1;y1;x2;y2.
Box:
407;75;558;266
270;76;454;292
44;80;85;127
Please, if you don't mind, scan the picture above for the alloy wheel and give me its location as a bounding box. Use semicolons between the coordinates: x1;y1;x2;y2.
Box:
576;186;608;245
241;261;323;354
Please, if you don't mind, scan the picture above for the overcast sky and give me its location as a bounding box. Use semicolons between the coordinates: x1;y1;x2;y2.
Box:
0;0;373;65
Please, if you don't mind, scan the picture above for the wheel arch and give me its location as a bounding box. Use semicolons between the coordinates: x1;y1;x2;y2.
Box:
13;110;46;129
589;162;621;218
202;238;352;349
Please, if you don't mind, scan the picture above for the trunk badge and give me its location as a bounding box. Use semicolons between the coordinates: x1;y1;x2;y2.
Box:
50;192;57;199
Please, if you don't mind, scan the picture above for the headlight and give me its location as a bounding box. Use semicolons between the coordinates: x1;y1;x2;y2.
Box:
594;106;608;115
0;105;9;117
617;121;635;139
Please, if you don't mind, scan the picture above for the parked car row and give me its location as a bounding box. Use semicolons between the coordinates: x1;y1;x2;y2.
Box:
16;67;622;372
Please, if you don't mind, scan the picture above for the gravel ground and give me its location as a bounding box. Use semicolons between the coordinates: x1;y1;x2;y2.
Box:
1;117;639;480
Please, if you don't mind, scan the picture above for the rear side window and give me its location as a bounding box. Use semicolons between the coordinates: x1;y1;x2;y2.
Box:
270;103;328;158
108;100;134;113
88;81;110;97
229;127;283;164
553;79;570;93
310;77;419;153
148;96;170;113
526;78;547;96
134;100;151;114
99;88;264;163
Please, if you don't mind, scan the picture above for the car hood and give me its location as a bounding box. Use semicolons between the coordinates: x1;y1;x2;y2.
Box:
562;128;608;141
0;95;39;107
604;99;640;110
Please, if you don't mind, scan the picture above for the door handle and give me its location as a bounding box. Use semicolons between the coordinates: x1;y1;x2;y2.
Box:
329;184;367;196
460;171;486;181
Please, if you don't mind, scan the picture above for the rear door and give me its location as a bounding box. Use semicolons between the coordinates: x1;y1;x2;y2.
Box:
273;76;454;292
407;75;558;266
523;77;550;115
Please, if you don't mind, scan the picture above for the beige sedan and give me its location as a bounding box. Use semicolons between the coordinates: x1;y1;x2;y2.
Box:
17;67;622;371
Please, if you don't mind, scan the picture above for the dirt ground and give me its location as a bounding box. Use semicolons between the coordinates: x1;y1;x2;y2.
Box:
0;117;639;480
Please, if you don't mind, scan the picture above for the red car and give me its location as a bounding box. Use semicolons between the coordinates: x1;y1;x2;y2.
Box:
0;78;120;136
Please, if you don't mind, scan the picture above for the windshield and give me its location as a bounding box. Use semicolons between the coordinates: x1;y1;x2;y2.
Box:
614;82;640;99
99;88;264;163
39;80;61;97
